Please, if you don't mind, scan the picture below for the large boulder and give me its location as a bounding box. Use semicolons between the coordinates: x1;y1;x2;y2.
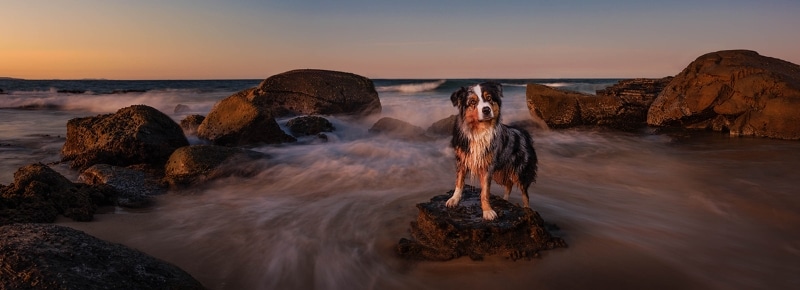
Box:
527;78;671;131
61;105;189;170
196;89;296;146
164;145;267;187
253;69;381;117
0;223;205;290
648;50;800;139
1;163;112;225
397;185;566;261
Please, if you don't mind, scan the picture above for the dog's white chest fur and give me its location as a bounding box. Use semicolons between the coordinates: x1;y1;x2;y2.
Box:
462;125;496;174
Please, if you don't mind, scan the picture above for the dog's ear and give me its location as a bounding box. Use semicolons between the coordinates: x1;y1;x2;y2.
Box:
450;87;467;107
483;81;503;98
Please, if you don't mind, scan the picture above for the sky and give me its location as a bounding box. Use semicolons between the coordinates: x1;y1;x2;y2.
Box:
1;0;799;79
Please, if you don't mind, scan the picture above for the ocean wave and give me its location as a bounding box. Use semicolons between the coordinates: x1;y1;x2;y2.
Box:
0;90;197;114
541;82;571;88
376;80;446;93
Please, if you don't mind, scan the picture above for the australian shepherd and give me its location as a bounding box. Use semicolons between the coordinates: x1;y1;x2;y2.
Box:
446;82;538;221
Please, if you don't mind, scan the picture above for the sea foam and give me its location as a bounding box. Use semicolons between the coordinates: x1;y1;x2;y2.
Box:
376;80;446;93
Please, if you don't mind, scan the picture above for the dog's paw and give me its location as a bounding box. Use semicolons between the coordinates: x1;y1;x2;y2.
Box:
482;210;498;221
445;196;461;208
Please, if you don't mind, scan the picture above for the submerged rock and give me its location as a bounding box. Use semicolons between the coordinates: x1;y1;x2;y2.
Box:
426;114;456;136
61;105;189;171
286;115;335;137
80;164;165;208
174;103;191;113
180;114;205;134
0;223;205;290
648;50;800;140
369;117;433;141
164;145;268;188
0;163;113;225
397;185;566;261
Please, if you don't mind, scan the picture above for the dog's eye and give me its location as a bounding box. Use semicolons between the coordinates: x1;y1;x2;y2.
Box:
468;100;477;106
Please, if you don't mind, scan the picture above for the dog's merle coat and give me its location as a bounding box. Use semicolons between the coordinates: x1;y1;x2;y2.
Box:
446;82;538;220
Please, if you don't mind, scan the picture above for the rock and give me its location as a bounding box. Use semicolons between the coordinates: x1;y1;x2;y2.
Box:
527;78;672;131
595;77;673;103
57;89;86;94
164;145;268;187
180;114;205;134
110;89;146;94
397;185;566;261
526;84;583;128
0;223;205;290
1;163;113;225
647;50;800;140
369;117;433;141
253;69;381;117
196;89;296;146
286;115;335;137
174;103;190;113
426;114;456;136
80;164;165;208
61;105;189;171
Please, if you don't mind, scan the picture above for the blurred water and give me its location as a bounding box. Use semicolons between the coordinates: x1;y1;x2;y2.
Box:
1;80;798;289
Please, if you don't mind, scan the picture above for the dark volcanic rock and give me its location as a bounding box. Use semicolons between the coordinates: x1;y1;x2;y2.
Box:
253;69;381;117
197;89;296;146
527;78;671;131
1;163;113;225
61;105;189;171
426;114;456;136
0;223;205;290
397;185;566;261
648;50;800;139
80;164;165;208
164;145;268;187
286;115;335;137
369;117;432;141
180;114;206;134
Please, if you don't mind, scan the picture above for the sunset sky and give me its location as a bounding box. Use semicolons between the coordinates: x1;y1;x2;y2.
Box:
1;0;799;79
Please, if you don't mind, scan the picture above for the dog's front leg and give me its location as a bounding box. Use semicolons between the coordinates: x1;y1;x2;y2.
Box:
480;171;497;220
446;166;466;208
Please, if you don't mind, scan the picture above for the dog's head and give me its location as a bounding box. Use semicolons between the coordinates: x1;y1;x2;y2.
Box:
451;82;503;122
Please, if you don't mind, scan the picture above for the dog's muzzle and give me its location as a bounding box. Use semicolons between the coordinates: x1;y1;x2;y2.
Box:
480;106;493;120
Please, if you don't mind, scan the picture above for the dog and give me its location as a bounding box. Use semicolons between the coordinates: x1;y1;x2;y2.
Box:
445;82;538;221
